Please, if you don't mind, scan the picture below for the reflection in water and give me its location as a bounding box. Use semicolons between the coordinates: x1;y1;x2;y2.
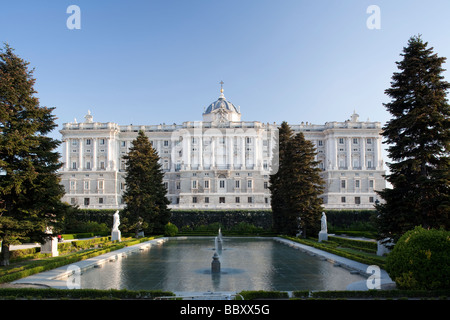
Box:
78;238;367;292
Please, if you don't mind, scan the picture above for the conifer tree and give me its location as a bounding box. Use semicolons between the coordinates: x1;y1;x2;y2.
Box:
269;122;324;236
122;130;171;236
286;132;324;237
0;44;65;266
269;122;293;234
376;36;450;242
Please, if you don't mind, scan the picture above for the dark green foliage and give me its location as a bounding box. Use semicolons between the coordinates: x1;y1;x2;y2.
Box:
376;36;450;242
238;290;289;300
269;122;324;237
385;226;450;290
121;131;171;235
325;210;377;232
164;222;178;237
170;209;272;231
0;44;66;266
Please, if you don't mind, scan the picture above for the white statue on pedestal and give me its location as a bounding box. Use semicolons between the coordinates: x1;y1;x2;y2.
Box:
321;212;327;233
111;210;121;241
318;212;328;243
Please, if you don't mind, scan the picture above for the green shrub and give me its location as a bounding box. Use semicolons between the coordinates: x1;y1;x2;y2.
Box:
386;226;450;290
238;290;289;300
164;222;178;237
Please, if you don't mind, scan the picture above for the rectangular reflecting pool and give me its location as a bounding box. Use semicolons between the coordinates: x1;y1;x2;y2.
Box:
75;237;367;292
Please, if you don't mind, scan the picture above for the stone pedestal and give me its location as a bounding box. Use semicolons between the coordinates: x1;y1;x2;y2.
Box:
211;252;221;273
41;237;59;257
318;231;328;243
111;230;121;242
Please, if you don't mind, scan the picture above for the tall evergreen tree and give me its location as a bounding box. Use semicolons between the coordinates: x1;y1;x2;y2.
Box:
269;122;293;233
376;36;450;242
0;44;65;266
286;132;324;237
269;122;324;236
122;130;171;236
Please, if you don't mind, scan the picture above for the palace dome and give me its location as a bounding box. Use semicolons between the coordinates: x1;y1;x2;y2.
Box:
204;93;239;114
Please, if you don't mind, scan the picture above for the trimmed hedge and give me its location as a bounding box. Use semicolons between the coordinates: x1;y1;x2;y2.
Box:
283;236;386;267
238;290;289;300
328;236;377;253
309;289;450;299
170;210;273;231
386;226;450;290
0;288;175;299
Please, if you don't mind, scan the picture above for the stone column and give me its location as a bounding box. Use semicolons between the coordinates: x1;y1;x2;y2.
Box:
182;137;188;170
329;136;337;170
211;137;216;169
64;139;70;170
92;138;97;170
361;137;366;170
375;136;381;170
186;135;191;170
106;137;112;170
198;135;203;169
346;138;352;170
241;136;245;169
78;138;83;171
227;136;233;169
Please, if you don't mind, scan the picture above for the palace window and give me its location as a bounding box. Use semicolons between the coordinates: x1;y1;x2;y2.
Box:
219;197;225;203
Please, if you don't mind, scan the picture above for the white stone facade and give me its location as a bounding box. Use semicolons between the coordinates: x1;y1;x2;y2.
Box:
59;90;385;210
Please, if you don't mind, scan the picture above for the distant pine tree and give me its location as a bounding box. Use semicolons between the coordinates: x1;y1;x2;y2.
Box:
0;44;65;266
122;130;171;236
269;122;324;236
376;36;450;242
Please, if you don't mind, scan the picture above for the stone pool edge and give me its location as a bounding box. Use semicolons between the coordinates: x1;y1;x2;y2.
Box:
273;237;395;290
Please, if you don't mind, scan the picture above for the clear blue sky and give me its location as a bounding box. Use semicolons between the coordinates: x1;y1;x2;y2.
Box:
2;0;450;148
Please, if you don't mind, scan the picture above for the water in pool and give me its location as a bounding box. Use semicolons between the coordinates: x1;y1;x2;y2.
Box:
78;238;367;292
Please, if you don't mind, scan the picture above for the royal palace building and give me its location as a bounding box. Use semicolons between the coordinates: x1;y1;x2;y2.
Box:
59;86;386;210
